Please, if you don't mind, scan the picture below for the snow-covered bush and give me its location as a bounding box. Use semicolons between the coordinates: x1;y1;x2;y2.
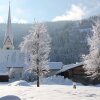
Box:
22;69;37;82
9;68;23;79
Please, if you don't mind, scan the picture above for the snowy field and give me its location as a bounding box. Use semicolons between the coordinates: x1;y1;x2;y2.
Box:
0;85;100;100
0;76;100;100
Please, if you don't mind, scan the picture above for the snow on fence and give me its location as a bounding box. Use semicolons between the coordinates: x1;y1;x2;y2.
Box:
34;75;73;85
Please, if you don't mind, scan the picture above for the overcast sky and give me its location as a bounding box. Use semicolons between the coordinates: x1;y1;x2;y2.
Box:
0;0;100;23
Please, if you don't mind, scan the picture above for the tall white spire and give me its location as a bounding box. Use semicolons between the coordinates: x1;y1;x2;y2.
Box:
3;1;14;49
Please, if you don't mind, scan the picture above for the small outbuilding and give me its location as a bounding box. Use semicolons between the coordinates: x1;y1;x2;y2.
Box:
56;62;100;85
56;62;88;84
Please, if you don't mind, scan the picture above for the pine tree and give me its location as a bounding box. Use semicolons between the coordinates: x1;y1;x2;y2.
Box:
83;19;100;79
20;23;51;87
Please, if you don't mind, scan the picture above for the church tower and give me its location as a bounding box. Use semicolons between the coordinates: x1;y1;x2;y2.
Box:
3;1;14;49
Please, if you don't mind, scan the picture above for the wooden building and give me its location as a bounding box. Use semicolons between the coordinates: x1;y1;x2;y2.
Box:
56;62;100;85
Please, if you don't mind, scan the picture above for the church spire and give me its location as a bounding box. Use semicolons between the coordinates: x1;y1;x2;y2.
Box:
7;1;12;36
3;1;14;49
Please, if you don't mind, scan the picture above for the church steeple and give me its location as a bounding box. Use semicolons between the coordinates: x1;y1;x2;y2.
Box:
3;1;14;49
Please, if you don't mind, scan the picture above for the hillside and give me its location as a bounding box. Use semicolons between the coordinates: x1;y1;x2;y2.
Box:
0;18;95;64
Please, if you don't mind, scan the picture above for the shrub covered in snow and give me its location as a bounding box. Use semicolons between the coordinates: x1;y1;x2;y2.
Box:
22;69;37;82
9;68;23;79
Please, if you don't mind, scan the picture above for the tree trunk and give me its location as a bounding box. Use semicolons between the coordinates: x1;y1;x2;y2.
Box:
36;33;40;87
37;58;40;87
37;65;40;87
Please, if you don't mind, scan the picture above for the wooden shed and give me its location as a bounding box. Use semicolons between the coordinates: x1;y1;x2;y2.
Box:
56;62;100;85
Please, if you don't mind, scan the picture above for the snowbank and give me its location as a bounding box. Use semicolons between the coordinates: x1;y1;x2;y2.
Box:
8;80;31;86
0;95;21;100
96;84;100;87
33;76;81;85
8;76;82;86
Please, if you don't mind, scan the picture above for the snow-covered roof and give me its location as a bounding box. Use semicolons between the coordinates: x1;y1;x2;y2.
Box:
48;62;63;70
56;62;83;74
0;50;26;68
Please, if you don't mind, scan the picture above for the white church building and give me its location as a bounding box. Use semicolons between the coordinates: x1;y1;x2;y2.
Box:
0;2;26;81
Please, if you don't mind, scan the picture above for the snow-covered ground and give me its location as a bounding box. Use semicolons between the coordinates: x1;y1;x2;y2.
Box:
0;76;100;100
0;85;100;100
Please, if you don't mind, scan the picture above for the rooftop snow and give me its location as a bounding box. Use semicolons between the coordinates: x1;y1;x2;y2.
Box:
56;62;83;74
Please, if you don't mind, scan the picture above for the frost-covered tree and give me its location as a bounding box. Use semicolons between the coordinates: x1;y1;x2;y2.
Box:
83;19;100;79
20;23;51;87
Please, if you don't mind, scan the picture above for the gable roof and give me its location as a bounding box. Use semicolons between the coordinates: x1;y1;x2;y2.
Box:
56;62;83;74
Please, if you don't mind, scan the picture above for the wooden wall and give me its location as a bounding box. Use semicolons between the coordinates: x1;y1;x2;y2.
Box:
0;75;9;82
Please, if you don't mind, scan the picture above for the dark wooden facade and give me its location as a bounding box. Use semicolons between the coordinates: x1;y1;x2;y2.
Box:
57;64;100;85
0;75;9;82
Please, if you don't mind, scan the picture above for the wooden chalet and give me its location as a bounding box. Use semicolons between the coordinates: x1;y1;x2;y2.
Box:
56;62;100;85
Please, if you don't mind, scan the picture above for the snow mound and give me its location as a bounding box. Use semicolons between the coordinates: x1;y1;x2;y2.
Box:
8;80;31;86
96;84;100;87
33;76;75;85
0;95;21;100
